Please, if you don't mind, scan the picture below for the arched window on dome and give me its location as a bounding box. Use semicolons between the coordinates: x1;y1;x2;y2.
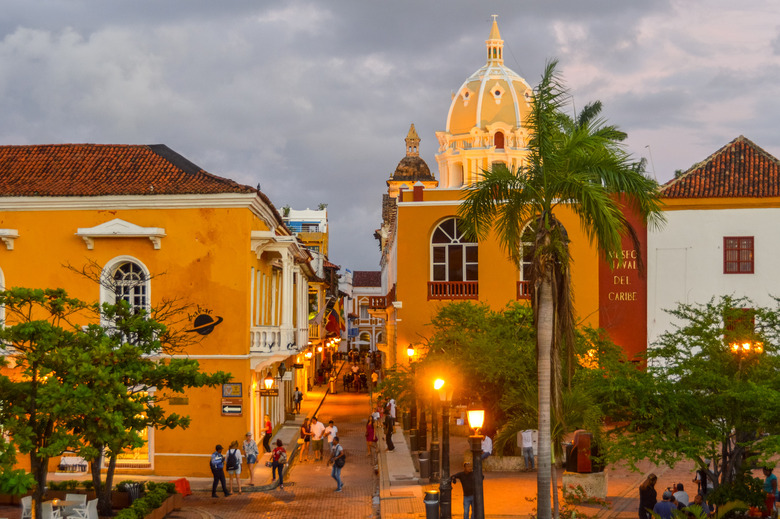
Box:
429;218;478;300
494;131;505;149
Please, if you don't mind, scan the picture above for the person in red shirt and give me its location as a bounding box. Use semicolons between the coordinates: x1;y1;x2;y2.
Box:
262;415;272;452
271;439;287;490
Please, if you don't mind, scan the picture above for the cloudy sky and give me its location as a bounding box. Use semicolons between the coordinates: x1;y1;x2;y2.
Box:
3;1;780;271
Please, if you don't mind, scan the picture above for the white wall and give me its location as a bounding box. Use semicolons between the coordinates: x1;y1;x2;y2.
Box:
647;207;780;347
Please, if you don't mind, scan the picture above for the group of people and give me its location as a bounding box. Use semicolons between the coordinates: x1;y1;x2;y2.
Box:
640;465;780;519
209;431;263;497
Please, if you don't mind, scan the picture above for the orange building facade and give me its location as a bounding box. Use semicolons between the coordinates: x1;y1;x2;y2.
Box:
0;144;321;477
373;19;646;365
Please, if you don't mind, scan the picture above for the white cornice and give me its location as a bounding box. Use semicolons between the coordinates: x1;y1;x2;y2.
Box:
0;229;19;250
0;193;280;233
76;218;166;250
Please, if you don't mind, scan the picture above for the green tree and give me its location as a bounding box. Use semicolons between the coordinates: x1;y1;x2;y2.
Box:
66;300;231;516
0;288;231;516
597;296;780;494
0;288;93;516
458;59;663;519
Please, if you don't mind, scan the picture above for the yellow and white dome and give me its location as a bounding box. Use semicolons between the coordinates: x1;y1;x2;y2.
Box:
435;17;534;188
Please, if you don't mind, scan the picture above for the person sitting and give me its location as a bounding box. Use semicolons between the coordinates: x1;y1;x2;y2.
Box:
673;482;690;507
653;490;677;519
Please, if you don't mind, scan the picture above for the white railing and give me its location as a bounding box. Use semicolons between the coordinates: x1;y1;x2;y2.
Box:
250;326;282;354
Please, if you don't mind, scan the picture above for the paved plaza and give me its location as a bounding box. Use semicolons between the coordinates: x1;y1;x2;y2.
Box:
0;379;714;519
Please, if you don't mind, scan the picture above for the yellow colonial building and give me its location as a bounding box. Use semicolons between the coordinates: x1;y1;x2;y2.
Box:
373;19;645;366
0;143;321;476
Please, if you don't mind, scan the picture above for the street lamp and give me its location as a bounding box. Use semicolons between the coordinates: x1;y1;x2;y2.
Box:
407;346;418;451
467;409;486;519
435;378;453;519
263;373;274;390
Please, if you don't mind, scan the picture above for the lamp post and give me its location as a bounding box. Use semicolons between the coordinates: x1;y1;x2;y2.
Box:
435;378;453;519
730;339;764;380
430;387;439;483
467;409;486;519
407;346;418;451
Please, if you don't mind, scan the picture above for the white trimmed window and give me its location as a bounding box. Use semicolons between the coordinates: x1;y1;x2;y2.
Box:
100;256;151;313
431;218;478;282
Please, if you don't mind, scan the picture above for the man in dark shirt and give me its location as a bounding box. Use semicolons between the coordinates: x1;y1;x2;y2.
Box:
451;462;483;519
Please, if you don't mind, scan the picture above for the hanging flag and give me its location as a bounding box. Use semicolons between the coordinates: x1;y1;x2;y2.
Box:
334;297;346;331
309;297;329;325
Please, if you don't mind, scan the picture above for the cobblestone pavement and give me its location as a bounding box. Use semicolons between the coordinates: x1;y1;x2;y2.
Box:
170;388;377;519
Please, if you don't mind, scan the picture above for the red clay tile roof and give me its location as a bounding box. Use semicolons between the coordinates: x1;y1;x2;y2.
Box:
0;143;257;197
323;260;340;270
353;271;381;287
662;136;780;198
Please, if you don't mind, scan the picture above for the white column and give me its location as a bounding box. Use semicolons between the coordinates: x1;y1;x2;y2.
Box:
281;251;295;347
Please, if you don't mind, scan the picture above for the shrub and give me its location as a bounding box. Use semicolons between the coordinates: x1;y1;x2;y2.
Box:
114;509;140;519
63;480;79;490
47;481;64;491
709;475;765;507
130;498;152;517
81;480;94;491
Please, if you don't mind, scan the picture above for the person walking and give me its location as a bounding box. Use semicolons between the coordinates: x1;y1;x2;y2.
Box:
325;420;339;452
242;432;259;486
452;461;481;519
366;417;378;456
225;440;242;495
271;439;287;490
300;418;312;462
209;444;231;498
262;414;273;452
328;436;345;492
293;387;303;414
638;473;658;519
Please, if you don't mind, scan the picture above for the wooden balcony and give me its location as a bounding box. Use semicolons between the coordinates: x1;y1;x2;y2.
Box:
368;284;396;309
517;280;531;300
427;281;478;300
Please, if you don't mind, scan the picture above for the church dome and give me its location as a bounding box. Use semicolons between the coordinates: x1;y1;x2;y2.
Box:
390;124;435;182
445;18;533;136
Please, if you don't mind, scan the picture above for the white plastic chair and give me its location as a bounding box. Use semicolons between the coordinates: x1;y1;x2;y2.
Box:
67;499;96;519
63;494;86;518
21;496;32;519
41;502;62;519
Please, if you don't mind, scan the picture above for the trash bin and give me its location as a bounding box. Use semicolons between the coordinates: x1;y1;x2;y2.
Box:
418;452;430;479
328;378;337;394
423;489;440;519
126;482;142;503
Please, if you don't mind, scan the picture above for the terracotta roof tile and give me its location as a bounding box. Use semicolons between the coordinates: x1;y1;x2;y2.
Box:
661;136;780;198
0;143;257;197
323;260;340;270
353;271;381;287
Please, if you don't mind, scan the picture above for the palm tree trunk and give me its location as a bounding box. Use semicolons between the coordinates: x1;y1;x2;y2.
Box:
537;276;554;519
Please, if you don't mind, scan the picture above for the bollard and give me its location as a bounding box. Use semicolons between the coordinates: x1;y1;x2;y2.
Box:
418;452;431;479
423;489;440;519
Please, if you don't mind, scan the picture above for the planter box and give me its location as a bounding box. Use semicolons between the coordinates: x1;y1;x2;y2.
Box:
112;491;131;509
562;470;608;500
142;494;181;519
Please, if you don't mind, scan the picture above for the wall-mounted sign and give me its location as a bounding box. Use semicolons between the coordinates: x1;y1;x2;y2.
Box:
293;363;304;369
222;383;242;398
186;311;224;335
258;389;279;397
221;398;242;416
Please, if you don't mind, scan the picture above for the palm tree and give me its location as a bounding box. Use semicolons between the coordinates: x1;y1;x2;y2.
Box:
459;59;664;519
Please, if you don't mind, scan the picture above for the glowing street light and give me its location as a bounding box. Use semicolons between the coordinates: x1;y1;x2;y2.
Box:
467;408;486;519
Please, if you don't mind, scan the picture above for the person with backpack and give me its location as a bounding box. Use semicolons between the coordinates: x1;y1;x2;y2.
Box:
293;387;303;414
271;439;287;490
225;440;242;495
209;444;231;498
328;436;345;492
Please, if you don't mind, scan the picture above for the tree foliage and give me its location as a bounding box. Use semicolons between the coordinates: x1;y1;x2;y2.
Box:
594;296;780;491
0;287;231;516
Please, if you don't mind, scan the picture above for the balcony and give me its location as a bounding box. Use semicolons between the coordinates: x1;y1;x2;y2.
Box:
308;323;320;340
517;280;531;300
427;281;478;300
368;284;396;310
250;326;282;354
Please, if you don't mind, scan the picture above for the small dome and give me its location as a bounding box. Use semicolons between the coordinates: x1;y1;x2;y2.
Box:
445;17;533;135
392;155;433;181
390;123;434;182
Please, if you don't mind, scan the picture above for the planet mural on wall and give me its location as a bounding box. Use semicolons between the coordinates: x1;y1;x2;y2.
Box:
186;314;224;335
